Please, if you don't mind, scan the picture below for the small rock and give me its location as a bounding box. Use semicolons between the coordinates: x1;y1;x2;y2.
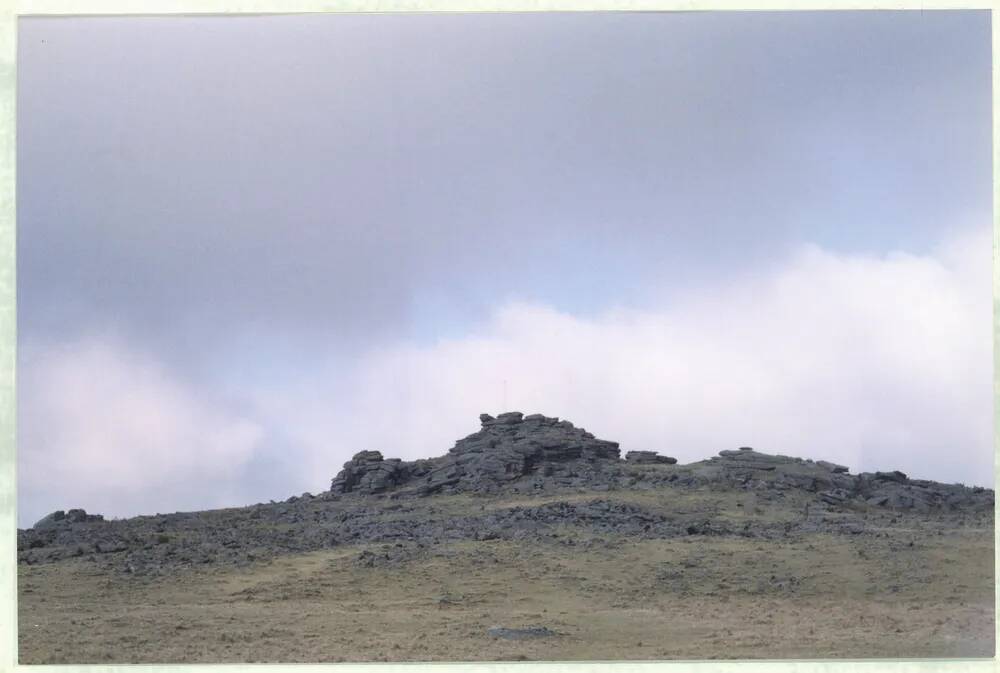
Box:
487;626;557;640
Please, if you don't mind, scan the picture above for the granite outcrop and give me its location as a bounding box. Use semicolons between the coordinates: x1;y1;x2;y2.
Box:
326;411;991;516
17;411;993;576
330;412;634;497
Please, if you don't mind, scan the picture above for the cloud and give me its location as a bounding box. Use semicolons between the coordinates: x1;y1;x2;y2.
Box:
15;14;991;526
260;225;991;491
17;333;263;527
18;226;992;526
16;12;990;361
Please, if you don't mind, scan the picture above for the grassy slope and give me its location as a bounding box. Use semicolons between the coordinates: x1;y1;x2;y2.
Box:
17;489;995;663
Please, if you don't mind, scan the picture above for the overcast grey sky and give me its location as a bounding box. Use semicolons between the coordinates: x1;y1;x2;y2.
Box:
16;11;992;527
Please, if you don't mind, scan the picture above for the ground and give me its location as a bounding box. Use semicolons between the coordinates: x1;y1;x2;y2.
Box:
17;490;995;663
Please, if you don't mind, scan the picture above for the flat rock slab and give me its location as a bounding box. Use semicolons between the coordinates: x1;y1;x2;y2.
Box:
487;626;558;640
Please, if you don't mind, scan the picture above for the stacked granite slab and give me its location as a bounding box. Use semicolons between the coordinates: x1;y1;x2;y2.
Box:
330;412;626;496
329;451;434;495
625;450;677;465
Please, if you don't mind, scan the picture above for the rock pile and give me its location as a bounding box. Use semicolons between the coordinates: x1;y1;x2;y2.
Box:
324;412;994;516
703;448;990;514
16;411;995;577
330;451;414;495
330;412;623;497
33;509;104;529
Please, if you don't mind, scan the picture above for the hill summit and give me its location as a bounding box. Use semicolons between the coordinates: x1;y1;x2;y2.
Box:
330;412;627;497
17;410;995;661
328;411;989;513
17;409;993;580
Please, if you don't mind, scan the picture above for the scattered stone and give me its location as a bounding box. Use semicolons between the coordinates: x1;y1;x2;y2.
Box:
819;489;850;506
487;626;557;640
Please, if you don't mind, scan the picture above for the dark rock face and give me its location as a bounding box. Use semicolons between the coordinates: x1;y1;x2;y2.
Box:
330;451;412;495
330;412;622;497
625;450;677;465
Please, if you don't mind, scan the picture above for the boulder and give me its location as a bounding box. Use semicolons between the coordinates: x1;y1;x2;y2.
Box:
816;460;850;474
33;509;103;529
482;411;524;426
625;451;677;465
331;451;410;494
819;489;850;506
32;510;66;529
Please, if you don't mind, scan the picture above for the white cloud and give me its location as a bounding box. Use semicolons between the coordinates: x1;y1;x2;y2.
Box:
18;333;263;526
19;226;993;526
270;225;992;490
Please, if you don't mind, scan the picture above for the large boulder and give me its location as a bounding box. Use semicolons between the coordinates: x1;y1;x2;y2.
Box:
625;450;677;465
874;470;908;484
32;510;66;529
65;508;103;523
32;509;103;529
331;451;410;494
816;460;850;474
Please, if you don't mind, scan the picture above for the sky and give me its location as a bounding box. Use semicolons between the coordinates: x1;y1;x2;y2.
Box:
16;10;993;528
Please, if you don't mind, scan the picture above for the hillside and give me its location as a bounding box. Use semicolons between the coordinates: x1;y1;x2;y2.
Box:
17;412;995;662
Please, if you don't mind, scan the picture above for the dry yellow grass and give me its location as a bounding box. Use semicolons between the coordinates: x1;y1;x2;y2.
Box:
18;525;994;663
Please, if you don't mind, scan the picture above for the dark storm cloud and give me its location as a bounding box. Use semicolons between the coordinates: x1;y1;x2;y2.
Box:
17;11;990;361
